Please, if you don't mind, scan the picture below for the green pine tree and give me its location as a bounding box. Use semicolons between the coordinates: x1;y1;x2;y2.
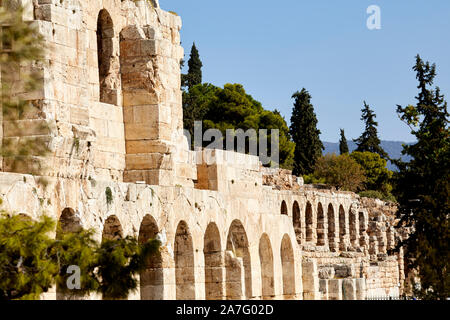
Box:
0;213;161;300
339;129;349;154
393;55;450;300
354;101;388;159
184;42;203;90
289;89;324;176
0;4;50;175
0;213;58;300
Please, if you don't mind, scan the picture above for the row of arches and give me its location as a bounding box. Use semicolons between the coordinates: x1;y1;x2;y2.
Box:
281;200;366;251
56;208;297;300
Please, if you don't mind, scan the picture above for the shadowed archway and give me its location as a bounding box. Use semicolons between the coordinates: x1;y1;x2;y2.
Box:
281;201;288;215
305;202;314;242
96;9;118;105
225;220;252;299
293;201;302;245
204;222;224;300
339;205;347;251
328;204;337;251
317;202;326;246
102;215;123;241
280;234;295;299
259;233;275;299
138;215;163;300
56;208;83;300
175;221;195;300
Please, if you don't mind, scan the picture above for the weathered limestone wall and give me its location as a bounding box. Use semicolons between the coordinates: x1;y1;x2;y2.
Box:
0;0;406;300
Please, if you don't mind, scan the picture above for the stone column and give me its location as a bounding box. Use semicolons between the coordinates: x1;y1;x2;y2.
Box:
328;279;343;300
355;278;367;300
225;251;245;300
302;260;320;300
359;211;369;250
342;279;356;300
120;23;183;186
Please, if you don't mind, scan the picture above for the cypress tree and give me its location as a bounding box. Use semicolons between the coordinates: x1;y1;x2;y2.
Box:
289;88;324;176
186;42;203;90
354;101;388;159
394;55;450;300
339;129;349;154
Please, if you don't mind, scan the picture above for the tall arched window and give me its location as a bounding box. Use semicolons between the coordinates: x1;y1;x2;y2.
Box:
97;10;118;105
281;201;288;215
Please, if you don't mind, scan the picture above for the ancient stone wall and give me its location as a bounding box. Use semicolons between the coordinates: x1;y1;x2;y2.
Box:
0;0;406;300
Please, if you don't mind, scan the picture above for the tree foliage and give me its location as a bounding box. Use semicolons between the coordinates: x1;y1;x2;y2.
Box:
311;153;365;192
0;5;50;175
289;89;324;176
0;213;57;300
0;213;160;300
354;101;388;159
393;55;450;300
339;129;349;154
182;42;202;90
182;83;295;169
351;151;393;195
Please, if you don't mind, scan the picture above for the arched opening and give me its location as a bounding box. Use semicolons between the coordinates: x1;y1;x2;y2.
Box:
281;201;288;215
305;202;314;243
96;9;118;105
138;215;163;300
280;234;295;299
292;201;302;245
259;233;275;299
316;203;326;246
349;208;358;248
359;211;367;247
102;215;123;241
226;220;252;299
57;208;82;237
56;208;83;300
175;221;195;300
204;223;223;300
327;204;337;251
339;205;347;251
17;213;32;221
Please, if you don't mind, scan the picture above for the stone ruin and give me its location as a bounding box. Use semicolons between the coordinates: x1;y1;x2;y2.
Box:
0;0;408;300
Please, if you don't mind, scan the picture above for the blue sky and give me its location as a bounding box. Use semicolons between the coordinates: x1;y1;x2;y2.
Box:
161;0;450;142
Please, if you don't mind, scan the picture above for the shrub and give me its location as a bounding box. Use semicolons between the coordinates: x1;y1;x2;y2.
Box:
311;153;366;192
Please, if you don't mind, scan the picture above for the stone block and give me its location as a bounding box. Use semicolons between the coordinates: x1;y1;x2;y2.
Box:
328;279;343;300
342;279;356;300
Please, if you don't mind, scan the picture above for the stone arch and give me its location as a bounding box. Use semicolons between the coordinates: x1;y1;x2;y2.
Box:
349;207;358;248
339;205;347;251
292;201;302;245
57;208;82;237
316;202;326;246
305;201;314;243
259;233;275;299
96;9;119;105
281;200;288;215
175;220;195;300
102;215;123;241
280;234;295;299
138;214;163;300
359;211;368;248
56;208;83;300
17;213;32;221
327;204;337;251
226;220;252;299
204;222;224;300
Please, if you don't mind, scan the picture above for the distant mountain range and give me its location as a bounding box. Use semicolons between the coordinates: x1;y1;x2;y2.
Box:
322;141;413;171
